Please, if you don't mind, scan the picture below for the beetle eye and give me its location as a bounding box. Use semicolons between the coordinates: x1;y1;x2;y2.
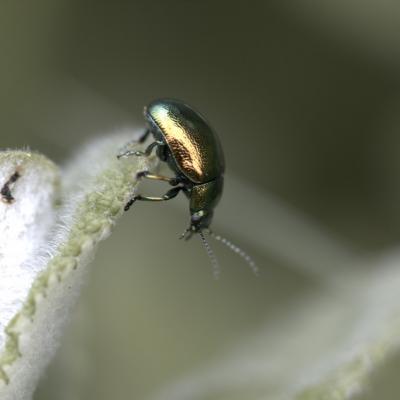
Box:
191;211;205;221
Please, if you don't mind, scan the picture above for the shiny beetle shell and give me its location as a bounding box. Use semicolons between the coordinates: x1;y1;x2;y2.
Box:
144;99;225;184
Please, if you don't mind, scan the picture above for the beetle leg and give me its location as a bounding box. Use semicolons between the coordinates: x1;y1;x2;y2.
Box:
136;171;181;186
117;130;151;158
119;141;162;158
137;141;160;156
124;186;183;211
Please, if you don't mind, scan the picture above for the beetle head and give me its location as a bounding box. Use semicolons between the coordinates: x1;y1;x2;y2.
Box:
190;209;214;233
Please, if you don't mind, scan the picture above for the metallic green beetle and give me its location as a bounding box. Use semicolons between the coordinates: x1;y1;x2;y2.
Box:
118;98;257;275
120;98;225;236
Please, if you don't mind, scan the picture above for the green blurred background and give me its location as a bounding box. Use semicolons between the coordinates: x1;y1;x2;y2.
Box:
2;1;400;399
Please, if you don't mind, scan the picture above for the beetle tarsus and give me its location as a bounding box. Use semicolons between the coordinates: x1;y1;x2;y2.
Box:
116;130;153;159
117;150;137;159
119;141;160;159
136;171;148;179
124;198;137;211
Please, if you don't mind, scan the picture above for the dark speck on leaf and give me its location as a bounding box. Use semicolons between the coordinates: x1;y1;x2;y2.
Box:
1;170;21;204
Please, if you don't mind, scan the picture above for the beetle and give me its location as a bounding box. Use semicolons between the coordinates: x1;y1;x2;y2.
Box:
118;98;257;276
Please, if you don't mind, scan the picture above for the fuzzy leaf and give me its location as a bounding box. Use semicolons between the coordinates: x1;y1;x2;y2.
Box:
0;133;156;400
150;252;400;400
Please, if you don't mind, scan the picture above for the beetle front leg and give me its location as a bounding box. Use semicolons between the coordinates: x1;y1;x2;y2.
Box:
117;129;151;158
124;186;183;211
117;139;162;159
117;142;156;159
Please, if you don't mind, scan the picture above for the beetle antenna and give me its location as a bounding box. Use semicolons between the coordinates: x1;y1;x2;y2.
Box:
179;228;188;240
207;230;259;275
199;230;220;279
179;227;192;240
